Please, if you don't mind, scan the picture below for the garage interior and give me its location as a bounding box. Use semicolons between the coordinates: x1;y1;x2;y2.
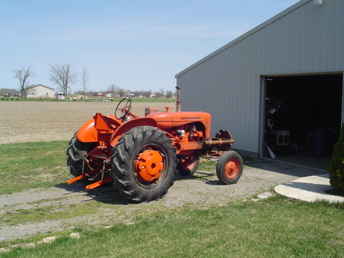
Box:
263;74;343;169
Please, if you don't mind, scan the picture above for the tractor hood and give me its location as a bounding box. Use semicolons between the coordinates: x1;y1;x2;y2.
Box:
147;112;212;138
76;111;213;143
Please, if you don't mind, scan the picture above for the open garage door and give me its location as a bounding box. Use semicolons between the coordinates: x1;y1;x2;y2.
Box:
262;74;343;169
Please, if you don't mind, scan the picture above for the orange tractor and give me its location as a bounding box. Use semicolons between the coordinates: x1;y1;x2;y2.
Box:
66;97;243;202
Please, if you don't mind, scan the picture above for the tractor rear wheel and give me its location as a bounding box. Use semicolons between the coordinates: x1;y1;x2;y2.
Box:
216;151;243;185
111;126;176;203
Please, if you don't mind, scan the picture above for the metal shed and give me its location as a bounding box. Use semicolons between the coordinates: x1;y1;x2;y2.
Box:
175;0;344;167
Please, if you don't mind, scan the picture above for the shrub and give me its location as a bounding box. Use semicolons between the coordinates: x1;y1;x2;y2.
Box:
329;125;344;194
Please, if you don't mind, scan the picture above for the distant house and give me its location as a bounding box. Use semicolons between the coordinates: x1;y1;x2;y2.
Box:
26;84;55;99
0;88;19;97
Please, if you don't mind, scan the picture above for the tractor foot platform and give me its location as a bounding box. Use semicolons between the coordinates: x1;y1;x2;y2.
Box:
65;175;85;184
85;177;113;190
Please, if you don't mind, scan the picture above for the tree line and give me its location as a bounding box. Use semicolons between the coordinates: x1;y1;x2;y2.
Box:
10;65;175;98
75;84;175;98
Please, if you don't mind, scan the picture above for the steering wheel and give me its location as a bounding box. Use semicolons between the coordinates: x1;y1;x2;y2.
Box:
114;97;132;120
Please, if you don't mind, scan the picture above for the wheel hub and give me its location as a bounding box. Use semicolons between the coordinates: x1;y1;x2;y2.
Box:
135;150;164;182
224;159;240;179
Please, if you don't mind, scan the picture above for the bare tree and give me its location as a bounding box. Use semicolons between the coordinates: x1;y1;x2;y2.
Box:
81;68;88;96
155;89;166;98
107;84;120;97
50;64;76;96
165;90;174;98
14;66;32;98
118;88;129;97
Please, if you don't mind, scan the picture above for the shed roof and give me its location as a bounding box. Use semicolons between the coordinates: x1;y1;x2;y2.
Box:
175;0;313;78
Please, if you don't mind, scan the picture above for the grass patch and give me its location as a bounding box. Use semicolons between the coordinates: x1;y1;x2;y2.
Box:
2;196;344;257
0;201;100;226
0;229;81;249
198;155;257;172
198;159;217;171
0;141;68;194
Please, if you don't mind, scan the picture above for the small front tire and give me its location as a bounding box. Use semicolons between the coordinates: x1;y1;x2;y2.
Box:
66;137;84;177
216;151;243;185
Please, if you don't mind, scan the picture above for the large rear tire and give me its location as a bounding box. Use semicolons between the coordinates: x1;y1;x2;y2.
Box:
111;126;176;203
216;151;243;185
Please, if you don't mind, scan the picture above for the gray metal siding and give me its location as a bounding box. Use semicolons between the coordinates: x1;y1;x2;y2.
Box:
177;0;344;153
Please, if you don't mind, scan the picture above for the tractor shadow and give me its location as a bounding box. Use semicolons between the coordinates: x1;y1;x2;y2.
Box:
176;157;327;186
176;170;222;185
55;181;130;205
56;170;221;205
244;159;326;177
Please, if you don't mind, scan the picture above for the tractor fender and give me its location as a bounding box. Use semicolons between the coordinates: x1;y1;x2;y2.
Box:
76;119;98;143
111;117;158;146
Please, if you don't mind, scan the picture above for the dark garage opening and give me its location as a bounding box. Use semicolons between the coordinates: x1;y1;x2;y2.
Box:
263;74;343;169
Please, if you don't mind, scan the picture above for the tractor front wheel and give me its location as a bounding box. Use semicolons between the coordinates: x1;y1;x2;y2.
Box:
216;151;243;185
111;126;176;203
66;137;84;177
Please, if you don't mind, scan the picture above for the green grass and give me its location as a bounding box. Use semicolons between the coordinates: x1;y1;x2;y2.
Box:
2;196;344;258
198;159;217;171
0;201;101;226
0;141;68;194
198;154;258;172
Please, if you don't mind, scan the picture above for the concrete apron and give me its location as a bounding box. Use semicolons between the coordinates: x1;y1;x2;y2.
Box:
275;174;344;203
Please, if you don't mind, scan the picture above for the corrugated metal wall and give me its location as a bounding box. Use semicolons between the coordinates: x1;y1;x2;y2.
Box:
177;0;344;153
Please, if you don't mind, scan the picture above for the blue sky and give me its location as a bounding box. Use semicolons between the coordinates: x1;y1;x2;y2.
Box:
1;0;299;92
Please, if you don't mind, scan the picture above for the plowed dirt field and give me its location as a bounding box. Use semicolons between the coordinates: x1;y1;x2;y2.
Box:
0;101;171;144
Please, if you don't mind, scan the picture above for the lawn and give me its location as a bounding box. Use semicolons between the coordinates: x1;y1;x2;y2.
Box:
2;196;344;258
0;141;68;194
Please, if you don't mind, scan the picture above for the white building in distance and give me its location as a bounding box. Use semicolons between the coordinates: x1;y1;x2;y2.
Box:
25;84;55;99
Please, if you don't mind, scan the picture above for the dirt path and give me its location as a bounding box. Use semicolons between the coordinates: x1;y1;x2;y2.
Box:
0;101;171;144
0;161;322;242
